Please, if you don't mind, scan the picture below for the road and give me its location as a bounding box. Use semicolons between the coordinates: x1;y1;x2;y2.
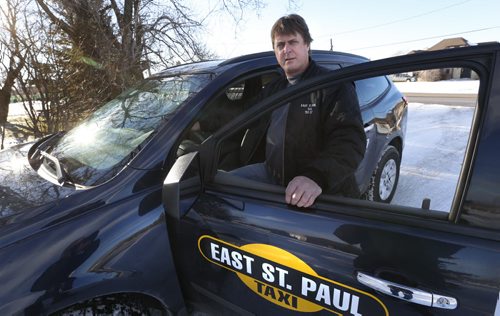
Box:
394;80;479;107
404;92;477;107
391;102;475;212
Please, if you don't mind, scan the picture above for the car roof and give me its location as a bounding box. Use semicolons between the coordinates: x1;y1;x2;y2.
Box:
223;50;369;65
152;50;369;78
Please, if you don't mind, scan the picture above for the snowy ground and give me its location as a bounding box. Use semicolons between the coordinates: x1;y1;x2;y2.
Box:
8;101;42;117
391;103;474;212
390;80;478;212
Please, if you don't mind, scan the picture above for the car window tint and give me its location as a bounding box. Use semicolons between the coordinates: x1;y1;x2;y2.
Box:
355;76;390;107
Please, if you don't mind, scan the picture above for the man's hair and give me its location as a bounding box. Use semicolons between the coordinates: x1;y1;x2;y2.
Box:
270;14;313;48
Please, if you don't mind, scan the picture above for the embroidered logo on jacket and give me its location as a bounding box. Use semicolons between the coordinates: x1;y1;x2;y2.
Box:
301;103;316;115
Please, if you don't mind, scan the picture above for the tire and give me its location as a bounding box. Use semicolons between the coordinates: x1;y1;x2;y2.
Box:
364;145;400;203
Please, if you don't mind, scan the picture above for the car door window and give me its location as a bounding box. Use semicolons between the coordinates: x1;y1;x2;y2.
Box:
391;67;478;212
209;65;480;216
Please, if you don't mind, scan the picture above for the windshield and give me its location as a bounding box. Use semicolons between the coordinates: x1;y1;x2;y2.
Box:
36;74;210;187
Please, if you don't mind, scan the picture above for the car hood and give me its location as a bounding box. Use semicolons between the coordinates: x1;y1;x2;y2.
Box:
0;142;74;222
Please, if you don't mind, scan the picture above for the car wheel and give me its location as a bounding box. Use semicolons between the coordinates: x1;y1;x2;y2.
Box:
364;145;400;203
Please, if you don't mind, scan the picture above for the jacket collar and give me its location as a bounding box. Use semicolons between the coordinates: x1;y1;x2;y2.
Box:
281;58;320;84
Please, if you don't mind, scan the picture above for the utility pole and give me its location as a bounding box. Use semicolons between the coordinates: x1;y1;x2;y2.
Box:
330;38;333;51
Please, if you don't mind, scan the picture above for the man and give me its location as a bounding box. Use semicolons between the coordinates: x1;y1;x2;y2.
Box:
236;14;366;207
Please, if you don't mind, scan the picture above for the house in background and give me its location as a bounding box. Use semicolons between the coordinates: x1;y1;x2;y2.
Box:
411;37;479;81
427;37;470;51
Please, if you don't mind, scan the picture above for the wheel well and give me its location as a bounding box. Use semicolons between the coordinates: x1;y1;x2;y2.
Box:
52;293;168;315
389;137;403;158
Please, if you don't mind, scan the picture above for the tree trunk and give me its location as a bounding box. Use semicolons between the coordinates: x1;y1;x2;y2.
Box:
0;89;11;150
1;122;5;150
0;89;10;124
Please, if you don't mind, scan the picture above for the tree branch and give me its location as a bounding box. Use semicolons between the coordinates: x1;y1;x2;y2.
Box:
35;0;75;37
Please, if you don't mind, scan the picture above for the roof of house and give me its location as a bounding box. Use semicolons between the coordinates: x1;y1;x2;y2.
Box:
428;37;470;51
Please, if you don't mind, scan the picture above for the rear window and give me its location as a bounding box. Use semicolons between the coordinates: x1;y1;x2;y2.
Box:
355;76;390;106
321;63;342;71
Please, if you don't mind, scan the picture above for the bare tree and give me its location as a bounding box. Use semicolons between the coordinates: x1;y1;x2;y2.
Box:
33;0;218;93
15;19;66;136
0;0;27;149
1;0;273;147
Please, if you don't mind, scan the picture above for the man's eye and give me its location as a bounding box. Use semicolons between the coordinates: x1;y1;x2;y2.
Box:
276;43;284;49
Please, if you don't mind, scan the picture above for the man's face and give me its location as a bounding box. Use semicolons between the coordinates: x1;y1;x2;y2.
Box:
273;32;310;78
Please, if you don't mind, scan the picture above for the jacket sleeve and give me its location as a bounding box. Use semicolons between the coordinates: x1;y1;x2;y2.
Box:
300;82;367;191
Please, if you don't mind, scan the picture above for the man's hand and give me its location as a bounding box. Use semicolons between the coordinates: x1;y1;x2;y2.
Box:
285;176;322;208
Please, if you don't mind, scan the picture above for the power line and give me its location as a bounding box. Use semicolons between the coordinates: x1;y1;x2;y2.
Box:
349;26;500;51
332;0;472;36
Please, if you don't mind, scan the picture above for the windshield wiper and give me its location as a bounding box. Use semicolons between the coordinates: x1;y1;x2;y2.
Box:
38;150;76;185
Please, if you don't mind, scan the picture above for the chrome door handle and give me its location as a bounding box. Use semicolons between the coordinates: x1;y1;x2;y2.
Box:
357;272;457;309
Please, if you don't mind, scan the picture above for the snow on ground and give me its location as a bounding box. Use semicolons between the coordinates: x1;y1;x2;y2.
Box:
390;80;478;212
391;102;475;212
8;101;43;117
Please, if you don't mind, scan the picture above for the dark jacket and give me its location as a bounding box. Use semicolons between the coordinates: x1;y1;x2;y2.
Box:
241;60;366;197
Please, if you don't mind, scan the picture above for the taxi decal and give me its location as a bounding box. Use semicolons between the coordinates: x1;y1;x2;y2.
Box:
198;235;389;315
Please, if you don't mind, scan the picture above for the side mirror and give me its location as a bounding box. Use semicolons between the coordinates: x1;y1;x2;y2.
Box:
163;151;202;219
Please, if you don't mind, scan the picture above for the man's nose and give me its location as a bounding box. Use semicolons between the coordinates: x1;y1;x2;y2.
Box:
283;43;291;54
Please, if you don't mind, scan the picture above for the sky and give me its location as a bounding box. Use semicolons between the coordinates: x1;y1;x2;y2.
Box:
193;0;500;60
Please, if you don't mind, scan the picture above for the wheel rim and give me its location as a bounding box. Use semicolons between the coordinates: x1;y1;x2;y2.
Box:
379;159;397;200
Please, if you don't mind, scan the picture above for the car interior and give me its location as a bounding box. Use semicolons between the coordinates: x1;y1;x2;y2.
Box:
176;72;280;166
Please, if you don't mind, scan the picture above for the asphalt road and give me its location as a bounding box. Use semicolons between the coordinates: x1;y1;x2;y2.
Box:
391;102;475;212
404;92;477;107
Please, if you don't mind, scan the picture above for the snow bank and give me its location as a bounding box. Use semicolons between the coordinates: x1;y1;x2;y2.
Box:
8;101;43;117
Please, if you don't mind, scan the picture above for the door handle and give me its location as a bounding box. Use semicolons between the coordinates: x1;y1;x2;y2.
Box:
357;272;457;310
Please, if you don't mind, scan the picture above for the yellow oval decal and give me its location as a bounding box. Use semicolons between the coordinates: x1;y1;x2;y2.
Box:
198;235;389;315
